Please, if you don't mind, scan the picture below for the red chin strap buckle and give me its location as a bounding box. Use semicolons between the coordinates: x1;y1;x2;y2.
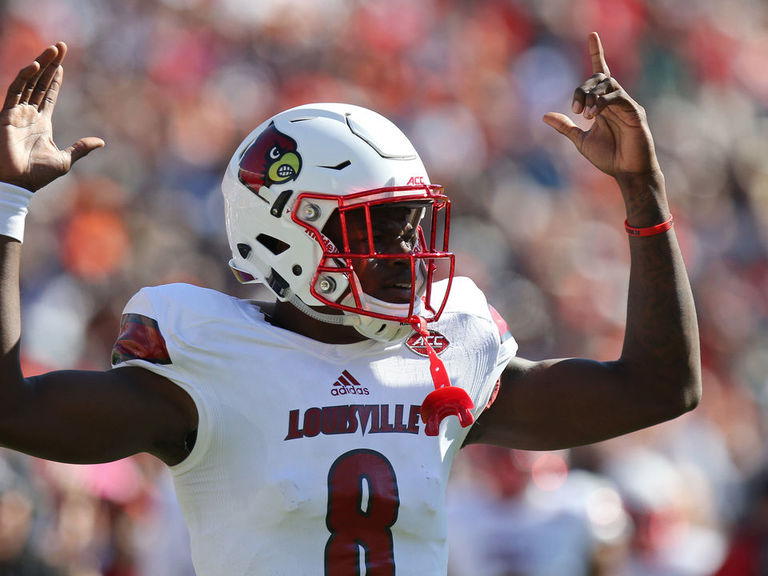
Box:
409;317;475;436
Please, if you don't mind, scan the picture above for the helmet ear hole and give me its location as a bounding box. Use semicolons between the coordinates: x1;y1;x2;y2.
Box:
256;234;290;255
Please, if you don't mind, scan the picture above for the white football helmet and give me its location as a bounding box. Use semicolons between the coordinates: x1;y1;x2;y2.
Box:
222;103;455;342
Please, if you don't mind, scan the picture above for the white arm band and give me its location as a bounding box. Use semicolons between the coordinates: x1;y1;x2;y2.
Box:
0;182;33;243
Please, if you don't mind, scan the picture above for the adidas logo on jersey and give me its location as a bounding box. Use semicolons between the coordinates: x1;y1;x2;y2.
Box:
331;370;369;396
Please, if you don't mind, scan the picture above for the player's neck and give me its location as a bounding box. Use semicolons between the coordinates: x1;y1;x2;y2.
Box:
264;300;369;344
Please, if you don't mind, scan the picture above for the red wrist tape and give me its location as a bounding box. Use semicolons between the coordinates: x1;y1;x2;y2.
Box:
624;215;674;237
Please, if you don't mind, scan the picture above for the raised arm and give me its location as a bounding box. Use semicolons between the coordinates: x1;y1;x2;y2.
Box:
467;32;701;450
0;43;196;465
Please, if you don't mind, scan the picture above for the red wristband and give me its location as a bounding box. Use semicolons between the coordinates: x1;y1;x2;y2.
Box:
624;215;674;237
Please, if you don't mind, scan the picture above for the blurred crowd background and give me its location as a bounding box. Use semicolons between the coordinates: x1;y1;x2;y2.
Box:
0;0;765;574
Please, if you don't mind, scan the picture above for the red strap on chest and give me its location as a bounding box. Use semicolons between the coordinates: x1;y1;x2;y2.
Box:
409;317;474;436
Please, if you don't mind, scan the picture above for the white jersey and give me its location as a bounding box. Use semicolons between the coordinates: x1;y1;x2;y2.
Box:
112;277;517;576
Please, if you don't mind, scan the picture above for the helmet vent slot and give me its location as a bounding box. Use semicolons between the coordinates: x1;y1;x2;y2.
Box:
237;243;252;258
318;160;351;171
256;234;290;255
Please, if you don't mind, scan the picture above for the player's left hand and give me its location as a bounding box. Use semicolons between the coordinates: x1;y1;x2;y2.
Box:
543;32;660;180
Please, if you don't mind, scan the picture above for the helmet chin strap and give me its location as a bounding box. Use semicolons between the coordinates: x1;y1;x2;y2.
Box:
286;292;413;341
340;291;421;342
287;293;351;325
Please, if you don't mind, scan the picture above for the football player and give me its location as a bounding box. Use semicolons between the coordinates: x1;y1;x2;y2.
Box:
0;33;700;575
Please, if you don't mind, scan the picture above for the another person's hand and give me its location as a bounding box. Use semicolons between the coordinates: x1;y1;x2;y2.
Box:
543;32;660;180
0;42;104;192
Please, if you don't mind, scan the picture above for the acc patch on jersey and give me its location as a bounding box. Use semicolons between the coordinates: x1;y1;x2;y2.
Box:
406;329;449;357
111;313;172;365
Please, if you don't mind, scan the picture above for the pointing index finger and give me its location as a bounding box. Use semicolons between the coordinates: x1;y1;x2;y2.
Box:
589;32;610;77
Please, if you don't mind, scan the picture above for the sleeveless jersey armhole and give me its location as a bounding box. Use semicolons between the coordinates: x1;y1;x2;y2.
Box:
113;288;215;475
167;379;213;475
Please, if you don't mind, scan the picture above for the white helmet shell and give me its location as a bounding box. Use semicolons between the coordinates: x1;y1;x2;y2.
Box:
222;103;453;341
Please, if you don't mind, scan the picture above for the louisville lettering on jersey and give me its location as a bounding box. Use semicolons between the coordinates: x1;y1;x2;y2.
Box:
285;404;421;440
111;313;172;365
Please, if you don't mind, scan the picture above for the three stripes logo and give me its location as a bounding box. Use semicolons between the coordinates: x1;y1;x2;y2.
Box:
331;370;370;396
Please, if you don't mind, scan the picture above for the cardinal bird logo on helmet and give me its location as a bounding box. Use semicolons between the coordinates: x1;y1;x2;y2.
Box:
238;122;302;191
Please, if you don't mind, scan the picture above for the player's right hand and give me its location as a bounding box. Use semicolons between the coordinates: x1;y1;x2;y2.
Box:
0;42;104;192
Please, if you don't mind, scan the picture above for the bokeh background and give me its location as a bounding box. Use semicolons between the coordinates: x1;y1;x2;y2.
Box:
0;0;766;574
